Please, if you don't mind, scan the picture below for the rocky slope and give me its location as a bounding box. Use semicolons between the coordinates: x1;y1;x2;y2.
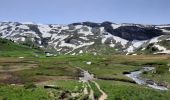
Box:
0;21;170;55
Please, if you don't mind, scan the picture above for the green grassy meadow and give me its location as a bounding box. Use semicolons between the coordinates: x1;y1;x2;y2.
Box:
0;39;170;99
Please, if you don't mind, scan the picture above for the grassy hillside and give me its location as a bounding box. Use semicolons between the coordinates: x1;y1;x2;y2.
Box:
0;38;44;57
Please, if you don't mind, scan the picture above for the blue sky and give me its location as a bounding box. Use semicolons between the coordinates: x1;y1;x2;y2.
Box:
0;0;169;24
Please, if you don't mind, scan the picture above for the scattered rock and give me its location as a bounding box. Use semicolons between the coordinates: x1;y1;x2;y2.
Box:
19;57;24;59
123;72;130;74
86;62;92;65
157;82;167;87
146;80;154;85
59;90;71;99
44;85;60;89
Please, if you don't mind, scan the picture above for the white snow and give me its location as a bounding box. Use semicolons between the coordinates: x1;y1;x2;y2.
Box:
149;36;162;43
111;24;121;29
46;53;53;57
132;40;146;48
75;25;83;29
65;42;95;54
79;37;89;41
126;40;146;53
0;25;8;30
154;45;166;51
109;44;115;47
49;35;70;49
20;37;25;42
101;32;128;47
71;53;76;55
17;25;29;30
21;31;39;38
156;25;170;28
93;52;97;55
56;48;62;52
154;50;170;54
59;41;76;48
77;42;94;48
126;45;134;53
161;29;170;33
112;36;128;46
78;27;93;36
79;50;83;54
100;27;105;32
38;25;51;37
166;38;170;41
61;26;69;30
142;47;146;51
109;40;115;47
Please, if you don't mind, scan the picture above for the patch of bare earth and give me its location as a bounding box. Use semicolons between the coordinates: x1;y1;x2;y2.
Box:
35;76;75;85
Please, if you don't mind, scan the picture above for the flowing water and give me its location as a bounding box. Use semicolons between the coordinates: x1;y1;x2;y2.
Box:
125;67;168;90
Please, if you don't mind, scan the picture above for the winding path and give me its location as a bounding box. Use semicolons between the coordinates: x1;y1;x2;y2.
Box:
79;68;107;100
92;81;107;100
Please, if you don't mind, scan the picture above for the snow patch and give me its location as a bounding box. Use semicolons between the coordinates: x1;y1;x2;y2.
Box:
75;25;83;29
161;29;170;33
38;25;51;37
79;37;89;41
17;25;29;30
102;32;128;47
79;50;83;54
71;53;76;55
111;24;121;29
78;27;93;36
132;40;146;48
149;36;162;43
109;44;115;48
126;46;134;53
154;45;166;51
154;50;170;54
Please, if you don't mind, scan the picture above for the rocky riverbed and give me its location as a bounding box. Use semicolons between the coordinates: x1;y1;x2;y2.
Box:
125;67;168;90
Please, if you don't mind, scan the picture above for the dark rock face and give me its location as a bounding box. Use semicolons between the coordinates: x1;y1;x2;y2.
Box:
71;21;164;41
112;26;163;41
101;23;163;41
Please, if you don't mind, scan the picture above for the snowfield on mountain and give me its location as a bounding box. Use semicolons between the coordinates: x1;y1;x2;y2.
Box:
0;21;170;55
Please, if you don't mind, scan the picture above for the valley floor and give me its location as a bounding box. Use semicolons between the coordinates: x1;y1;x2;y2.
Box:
0;55;170;100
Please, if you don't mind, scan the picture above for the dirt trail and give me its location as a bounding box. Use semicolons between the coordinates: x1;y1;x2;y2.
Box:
92;81;107;100
87;82;95;100
79;68;107;100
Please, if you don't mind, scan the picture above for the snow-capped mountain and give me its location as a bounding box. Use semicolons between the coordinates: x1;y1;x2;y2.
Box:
0;21;170;55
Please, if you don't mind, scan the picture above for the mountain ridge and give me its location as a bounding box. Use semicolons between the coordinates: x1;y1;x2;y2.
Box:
0;21;170;55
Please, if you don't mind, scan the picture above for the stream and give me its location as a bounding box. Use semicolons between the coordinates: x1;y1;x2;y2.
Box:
125;67;168;90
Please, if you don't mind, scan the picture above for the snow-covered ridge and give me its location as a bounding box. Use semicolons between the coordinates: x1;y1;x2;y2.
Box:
0;21;169;55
